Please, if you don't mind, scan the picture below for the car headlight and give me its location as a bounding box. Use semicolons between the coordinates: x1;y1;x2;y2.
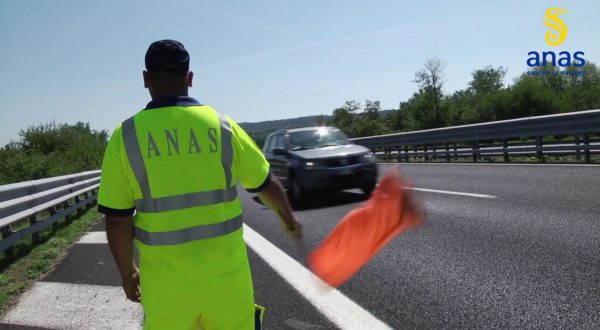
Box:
362;153;376;163
304;160;325;169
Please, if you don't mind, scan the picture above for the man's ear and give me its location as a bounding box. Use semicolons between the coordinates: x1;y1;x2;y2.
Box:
143;71;150;89
187;71;193;88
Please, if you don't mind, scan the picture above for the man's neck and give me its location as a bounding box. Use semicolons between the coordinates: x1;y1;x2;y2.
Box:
150;90;188;100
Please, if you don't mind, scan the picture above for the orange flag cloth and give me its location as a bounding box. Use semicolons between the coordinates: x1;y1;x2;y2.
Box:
308;167;424;287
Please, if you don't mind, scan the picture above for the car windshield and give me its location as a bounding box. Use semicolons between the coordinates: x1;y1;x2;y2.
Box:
288;127;351;151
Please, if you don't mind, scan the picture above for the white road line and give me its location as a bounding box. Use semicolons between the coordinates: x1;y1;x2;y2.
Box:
73;227;392;328
381;162;600;167
373;184;497;199
77;231;108;244
243;224;392;330
2;282;143;329
407;187;497;199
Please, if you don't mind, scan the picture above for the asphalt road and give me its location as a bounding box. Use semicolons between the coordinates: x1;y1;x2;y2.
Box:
242;163;600;329
1;163;599;329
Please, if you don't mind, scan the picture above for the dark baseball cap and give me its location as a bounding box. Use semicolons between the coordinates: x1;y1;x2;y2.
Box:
145;39;190;73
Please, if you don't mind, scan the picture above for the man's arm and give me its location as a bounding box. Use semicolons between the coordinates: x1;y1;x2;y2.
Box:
105;215;140;302
256;176;302;238
225;117;301;237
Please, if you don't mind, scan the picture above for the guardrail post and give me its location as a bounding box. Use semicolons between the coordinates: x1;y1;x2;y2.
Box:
413;145;418;162
384;147;390;162
575;134;581;161
473;141;479;162
503;139;509;162
536;136;544;163
432;144;437;161
403;145;409;162
75;195;83;217
453;142;458;160
2;226;15;258
85;191;93;210
64;200;72;224
29;214;41;244
50;207;58;232
445;143;450;162
423;145;428;162
583;134;590;163
92;188;98;206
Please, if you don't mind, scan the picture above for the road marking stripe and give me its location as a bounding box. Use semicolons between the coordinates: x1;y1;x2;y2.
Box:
407;187;497;199
76;227;393;328
243;224;392;330
380;162;600;167
373;184;497;199
2;282;143;329
77;231;107;244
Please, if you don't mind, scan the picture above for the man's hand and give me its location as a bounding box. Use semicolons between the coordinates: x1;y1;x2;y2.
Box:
122;265;141;303
257;176;303;239
105;215;139;302
279;211;303;239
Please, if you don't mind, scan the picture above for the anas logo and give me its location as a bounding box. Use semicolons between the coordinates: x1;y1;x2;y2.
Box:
526;8;585;75
544;8;568;46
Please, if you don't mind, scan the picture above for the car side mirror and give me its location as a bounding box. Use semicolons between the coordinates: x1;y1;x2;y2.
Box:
272;148;287;155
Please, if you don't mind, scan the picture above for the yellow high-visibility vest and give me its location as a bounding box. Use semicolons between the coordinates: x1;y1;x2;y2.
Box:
99;96;270;245
97;96;270;328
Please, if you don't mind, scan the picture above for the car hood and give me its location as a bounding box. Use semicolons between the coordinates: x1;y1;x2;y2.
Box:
289;144;370;159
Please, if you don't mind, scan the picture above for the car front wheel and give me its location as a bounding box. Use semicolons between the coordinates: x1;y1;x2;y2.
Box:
289;175;305;206
361;181;376;197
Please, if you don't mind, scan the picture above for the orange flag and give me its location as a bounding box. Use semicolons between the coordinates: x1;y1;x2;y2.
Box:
308;167;424;287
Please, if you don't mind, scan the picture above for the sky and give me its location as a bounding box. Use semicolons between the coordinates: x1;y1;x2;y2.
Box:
1;0;599;145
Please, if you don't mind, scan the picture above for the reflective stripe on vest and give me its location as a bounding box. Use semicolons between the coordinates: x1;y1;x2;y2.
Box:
218;112;234;188
134;215;243;246
122;113;237;213
133;186;238;213
121;110;241;245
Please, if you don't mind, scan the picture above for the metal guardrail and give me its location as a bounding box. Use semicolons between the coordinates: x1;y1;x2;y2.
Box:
351;109;600;163
0;111;598;256
0;170;101;257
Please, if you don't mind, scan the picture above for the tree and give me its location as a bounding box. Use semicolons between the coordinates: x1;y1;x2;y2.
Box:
506;75;568;118
469;66;506;95
444;89;474;125
387;102;407;131
325;60;600;136
247;130;272;149
458;66;509;123
401;90;438;130
331;100;361;136
354;100;383;137
532;64;567;92
563;63;600;111
412;57;446;127
315;115;328;126
0;122;108;184
363;100;380;121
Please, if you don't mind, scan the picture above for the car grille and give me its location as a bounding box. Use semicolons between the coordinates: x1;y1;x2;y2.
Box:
330;172;363;183
324;155;361;168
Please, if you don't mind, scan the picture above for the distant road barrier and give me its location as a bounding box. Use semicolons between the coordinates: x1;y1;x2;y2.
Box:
351;109;600;163
0;171;100;257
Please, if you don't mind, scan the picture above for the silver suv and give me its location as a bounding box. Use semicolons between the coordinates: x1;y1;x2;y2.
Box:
262;126;377;204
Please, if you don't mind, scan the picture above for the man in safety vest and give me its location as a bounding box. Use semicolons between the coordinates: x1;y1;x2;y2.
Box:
97;39;302;329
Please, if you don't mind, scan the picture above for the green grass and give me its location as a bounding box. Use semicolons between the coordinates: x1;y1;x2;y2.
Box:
0;207;102;316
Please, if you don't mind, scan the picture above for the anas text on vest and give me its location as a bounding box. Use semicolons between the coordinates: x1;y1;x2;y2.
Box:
146;127;218;158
